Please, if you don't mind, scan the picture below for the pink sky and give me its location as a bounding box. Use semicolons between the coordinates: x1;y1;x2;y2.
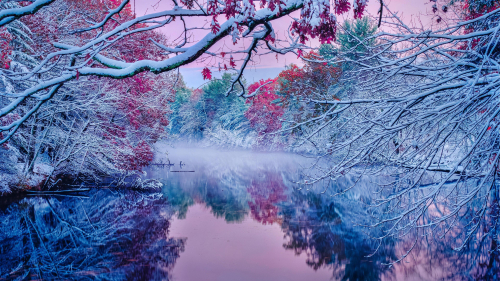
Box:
168;204;333;281
132;0;436;87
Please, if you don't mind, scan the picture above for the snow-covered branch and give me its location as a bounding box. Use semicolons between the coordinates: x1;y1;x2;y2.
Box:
0;0;54;26
292;6;500;257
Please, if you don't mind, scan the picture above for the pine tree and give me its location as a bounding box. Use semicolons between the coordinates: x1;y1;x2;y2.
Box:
319;16;377;62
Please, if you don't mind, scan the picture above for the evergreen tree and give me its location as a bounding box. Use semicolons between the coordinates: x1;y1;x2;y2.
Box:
319;16;377;62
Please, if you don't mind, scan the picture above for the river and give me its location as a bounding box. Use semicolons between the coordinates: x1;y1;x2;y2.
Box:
0;147;497;280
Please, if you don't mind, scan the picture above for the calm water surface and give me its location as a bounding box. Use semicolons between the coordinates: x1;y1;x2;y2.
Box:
0;147;498;280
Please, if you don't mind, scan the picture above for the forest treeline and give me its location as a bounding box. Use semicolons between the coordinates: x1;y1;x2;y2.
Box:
0;0;375;193
168;17;377;150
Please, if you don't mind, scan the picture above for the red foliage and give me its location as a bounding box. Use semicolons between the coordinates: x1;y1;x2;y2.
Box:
277;64;306;96
267;0;283;15
70;0;134;16
463;0;500;22
19;0;173;172
103;71;172;171
22;0;163;61
353;0;366;19
291;12;337;44
244;51;341;146
223;0;239;19
11;0;364;170
278;52;341;101
180;0;195;9
113;74;170;132
190;88;204;102
202;67;212;80
212;0;366;45
211;16;221;34
243;52;341;142
452;1;500;53
289;0;366;44
0;27;13;69
334;0;351;15
114;141;155;171
229;56;236;68
245;79;284;144
265;34;276;43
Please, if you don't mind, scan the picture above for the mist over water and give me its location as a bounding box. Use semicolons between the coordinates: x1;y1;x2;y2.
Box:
1;146;498;280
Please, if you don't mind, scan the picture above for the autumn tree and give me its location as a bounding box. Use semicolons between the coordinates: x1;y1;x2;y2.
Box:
244;78;283;146
0;0;370;146
0;0;177;189
244;53;341;149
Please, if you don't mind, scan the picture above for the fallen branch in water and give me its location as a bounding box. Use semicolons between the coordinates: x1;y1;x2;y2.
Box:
26;188;91;194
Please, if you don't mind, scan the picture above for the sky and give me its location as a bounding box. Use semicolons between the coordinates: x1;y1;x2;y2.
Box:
133;0;436;88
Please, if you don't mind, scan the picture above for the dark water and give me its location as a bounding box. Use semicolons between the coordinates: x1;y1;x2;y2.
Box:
1;147;498;280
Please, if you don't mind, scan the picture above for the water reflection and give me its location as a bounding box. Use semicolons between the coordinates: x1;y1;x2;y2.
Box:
151;148;500;280
0;190;184;280
148;148;401;280
1;148;499;280
279;190;397;281
247;172;287;225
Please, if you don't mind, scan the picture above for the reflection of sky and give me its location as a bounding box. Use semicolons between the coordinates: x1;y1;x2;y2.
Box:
133;0;434;87
145;146;487;281
169;204;332;281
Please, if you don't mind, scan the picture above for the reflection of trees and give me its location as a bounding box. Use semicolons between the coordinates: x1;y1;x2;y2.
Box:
280;191;396;281
0;190;185;280
278;188;500;280
162;180;194;219
204;188;248;223
162;177;249;223
155;162;500;280
392;204;500;280
397;235;500;280
161;170;290;225
247;172;287;225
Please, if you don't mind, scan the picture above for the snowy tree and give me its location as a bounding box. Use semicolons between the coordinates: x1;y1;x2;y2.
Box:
293;0;500;259
169;73;253;147
320;16;378;63
0;0;178;190
0;0;370;145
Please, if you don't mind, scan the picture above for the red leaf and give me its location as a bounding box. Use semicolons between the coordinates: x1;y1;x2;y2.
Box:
211;16;220;34
230;56;236;68
335;0;350;15
265;34;275;43
353;0;366;19
297;49;303;58
202;67;212;80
